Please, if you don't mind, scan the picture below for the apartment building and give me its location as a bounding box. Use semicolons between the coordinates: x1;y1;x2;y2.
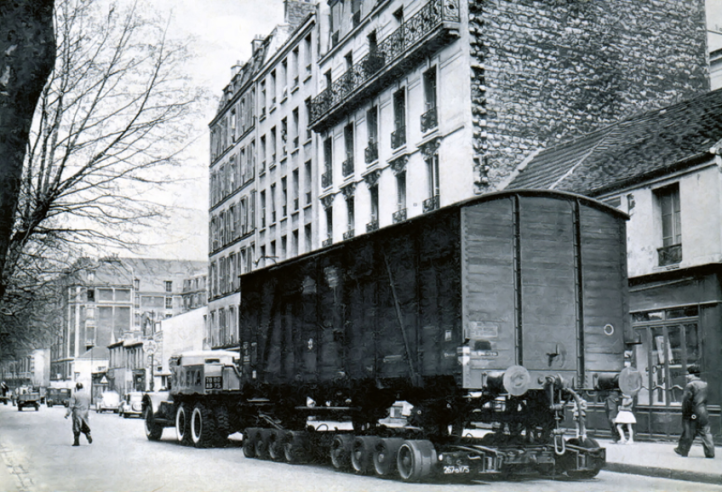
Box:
307;0;708;246
256;11;319;269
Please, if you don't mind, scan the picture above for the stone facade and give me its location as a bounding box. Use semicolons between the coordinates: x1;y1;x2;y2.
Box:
470;0;709;191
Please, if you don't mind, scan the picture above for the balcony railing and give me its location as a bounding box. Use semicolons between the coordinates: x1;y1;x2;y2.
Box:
366;219;379;233
391;125;406;149
658;244;682;266
423;194;440;213
392;208;407;223
342;156;354;177
365;140;378;163
343;229;355;240
310;0;459;129
321;170;332;188
421;107;438;132
323;237;333;247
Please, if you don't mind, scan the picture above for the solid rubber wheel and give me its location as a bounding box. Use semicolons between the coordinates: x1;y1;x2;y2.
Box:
397;440;437;482
255;429;273;459
191;402;217;448
242;428;258;458
373;437;404;476
351;436;380;475
268;429;286;461
330;434;355;470
175;403;192;446
144;406;163;441
562;437;604;479
284;431;310;463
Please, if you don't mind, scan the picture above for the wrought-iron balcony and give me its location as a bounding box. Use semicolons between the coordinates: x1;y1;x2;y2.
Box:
321;170;332;188
365;140;378;163
392;208;407;223
343;229;355;240
342;156;355;177
658;244;682;266
322;237;333;247
310;0;460;132
366;219;379;233
421;107;438;132
391;125;406;150
423;194;440;213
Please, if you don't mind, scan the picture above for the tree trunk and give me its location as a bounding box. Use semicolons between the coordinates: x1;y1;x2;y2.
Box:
0;0;55;297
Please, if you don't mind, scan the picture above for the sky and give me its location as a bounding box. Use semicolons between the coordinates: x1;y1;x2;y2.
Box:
123;0;722;262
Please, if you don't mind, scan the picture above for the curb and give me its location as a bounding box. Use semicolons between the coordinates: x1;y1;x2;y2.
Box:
605;462;722;485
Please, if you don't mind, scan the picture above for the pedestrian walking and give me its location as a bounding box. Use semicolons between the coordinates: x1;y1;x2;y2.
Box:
65;383;92;446
614;393;636;444
1;381;8;397
604;389;621;443
674;364;715;458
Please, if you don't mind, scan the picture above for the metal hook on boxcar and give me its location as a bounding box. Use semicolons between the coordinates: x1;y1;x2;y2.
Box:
554;433;566;455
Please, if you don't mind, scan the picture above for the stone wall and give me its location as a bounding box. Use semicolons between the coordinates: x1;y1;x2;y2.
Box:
285;0;317;28
469;0;709;192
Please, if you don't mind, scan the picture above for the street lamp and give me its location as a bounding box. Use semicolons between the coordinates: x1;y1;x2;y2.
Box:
86;342;94;405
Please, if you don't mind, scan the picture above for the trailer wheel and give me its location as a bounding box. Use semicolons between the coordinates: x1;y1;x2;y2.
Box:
242;428;258;458
144;406;163;441
175;403;192;446
351;436;380;475
191;403;217;448
284;431;310;464
397;440;437;482
330;434;354;470
562;437;603;479
268;429;286;461
213;406;230;447
374;437;404;476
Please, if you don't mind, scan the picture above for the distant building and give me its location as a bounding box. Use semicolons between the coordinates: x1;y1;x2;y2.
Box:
49;257;206;385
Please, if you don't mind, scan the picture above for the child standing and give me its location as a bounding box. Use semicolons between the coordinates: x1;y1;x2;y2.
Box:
615;394;636;444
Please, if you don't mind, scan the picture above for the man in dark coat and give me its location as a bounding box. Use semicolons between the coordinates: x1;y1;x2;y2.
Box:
674;364;715;458
65;383;92;446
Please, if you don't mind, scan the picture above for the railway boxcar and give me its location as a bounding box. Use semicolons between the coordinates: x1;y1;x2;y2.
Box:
144;190;637;481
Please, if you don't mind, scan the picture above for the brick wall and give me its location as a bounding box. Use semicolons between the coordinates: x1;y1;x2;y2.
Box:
285;0;317;28
470;0;709;191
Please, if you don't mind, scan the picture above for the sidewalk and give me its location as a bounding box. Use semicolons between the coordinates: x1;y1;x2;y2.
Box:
600;437;721;485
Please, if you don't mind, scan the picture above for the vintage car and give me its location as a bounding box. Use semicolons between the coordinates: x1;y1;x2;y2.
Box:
118;392;143;418
95;390;120;413
46;388;72;407
17;388;42;411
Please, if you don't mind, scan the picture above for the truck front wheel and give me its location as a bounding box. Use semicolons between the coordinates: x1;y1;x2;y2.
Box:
144;406;163;441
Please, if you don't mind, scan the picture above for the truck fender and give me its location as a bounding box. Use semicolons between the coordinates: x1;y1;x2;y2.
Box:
142;391;171;418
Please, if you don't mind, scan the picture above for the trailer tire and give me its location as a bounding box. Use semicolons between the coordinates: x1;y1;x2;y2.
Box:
330;434;355;470
562;437;603;479
284;431;310;464
213;406;230;447
242;428;258;458
397;440;437;482
268;429;286;461
144;406;163;441
351;436;380;475
176;403;192;446
374;437;404;476
191;403;216;448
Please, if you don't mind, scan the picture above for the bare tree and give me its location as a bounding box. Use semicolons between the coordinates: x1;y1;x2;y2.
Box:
0;0;202;354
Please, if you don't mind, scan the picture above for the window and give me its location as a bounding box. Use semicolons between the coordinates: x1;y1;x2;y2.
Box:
281;59;288;99
366;106;378;163
343;123;354;177
656;184;681;266
392;89;406;149
292;169;299;211
292;229;299;257
281;118;288;155
271;127;277;165
346;196;354;232
261;80;267;116
370;184;379;221
422;67;438;132
325;207;333;241
291;48;299;87
270;184;277;223
304;34;312;77
323;137;333;188
304;224;312;252
281;235;287;260
396;171;406;210
270;70;277;105
133;279;139;290
87;289;95;302
304;160;312;205
427;153;440;198
305;97;313;140
281;177;288;218
165;297;172;309
165;281;173;293
292;108;299;148
260;135;267;171
344;51;353;71
270;240;277;259
260;190;267;228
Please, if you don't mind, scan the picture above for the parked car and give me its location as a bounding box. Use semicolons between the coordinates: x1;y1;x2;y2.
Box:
118;392;143;418
45;388;72;408
95;390;120;413
17;388;42;411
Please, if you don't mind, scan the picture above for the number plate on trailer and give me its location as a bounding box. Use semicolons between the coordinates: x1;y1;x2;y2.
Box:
205;376;222;389
443;465;470;475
